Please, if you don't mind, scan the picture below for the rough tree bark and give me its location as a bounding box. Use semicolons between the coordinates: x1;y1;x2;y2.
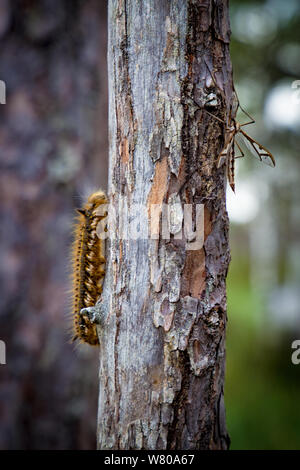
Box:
97;0;232;449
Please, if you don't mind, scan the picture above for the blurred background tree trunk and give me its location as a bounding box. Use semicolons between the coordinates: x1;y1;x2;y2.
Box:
98;0;232;450
0;0;108;449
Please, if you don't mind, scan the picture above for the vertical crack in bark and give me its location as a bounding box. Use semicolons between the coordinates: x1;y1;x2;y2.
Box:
113;306;121;448
113;0;136;194
166;350;191;449
124;0;128;50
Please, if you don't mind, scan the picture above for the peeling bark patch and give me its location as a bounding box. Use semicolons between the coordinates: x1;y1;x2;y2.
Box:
153;293;175;332
182;249;205;299
162;297;172;317
166;296;198;352
119;137;129;164
149;364;164;391
147;154;169;255
204;206;212;238
148;155;169;292
187;305;225;379
181;206;212;299
148;156;169;210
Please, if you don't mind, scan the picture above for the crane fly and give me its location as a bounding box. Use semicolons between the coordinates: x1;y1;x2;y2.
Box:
202;64;275;192
212;103;276;192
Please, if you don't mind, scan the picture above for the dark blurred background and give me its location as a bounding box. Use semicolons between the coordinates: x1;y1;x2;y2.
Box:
0;0;108;449
0;0;299;450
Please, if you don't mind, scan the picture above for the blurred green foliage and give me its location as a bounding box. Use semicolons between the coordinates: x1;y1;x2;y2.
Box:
226;0;300;450
226;239;300;449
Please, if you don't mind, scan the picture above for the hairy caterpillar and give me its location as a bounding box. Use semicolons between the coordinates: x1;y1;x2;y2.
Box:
71;190;107;346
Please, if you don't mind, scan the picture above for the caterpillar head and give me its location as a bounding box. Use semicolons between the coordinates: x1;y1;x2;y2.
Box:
87;190;107;208
76;190;107;217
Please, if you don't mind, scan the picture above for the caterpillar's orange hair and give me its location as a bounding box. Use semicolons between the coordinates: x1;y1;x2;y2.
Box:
71;190;107;345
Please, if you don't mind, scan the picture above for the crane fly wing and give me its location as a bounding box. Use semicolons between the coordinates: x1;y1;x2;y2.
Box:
232;90;240;116
239;129;276;167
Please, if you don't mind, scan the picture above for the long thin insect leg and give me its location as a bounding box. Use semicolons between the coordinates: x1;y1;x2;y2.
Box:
234;140;245;159
240;119;255;127
238;102;255;127
202;107;225;125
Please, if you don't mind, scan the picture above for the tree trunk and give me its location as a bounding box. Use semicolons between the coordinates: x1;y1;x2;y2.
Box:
98;0;232;450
